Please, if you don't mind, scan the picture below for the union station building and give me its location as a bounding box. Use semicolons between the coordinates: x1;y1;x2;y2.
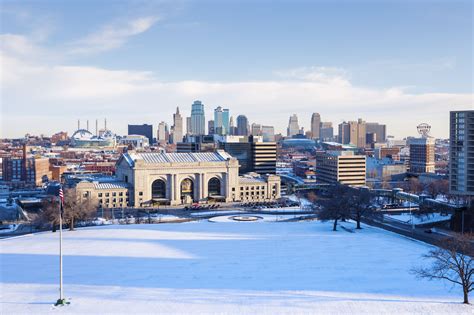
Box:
76;150;281;208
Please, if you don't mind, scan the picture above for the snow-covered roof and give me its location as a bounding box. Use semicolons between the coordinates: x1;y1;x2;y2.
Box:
124;150;233;166
239;177;265;184
93;182;129;190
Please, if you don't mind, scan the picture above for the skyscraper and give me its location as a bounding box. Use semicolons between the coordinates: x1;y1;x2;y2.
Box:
236;115;249;136
208;120;215;135
287;114;299;137
157;121;169;145
320;122;334;141
261;125;275;142
338;119;366;148
214;106;230;135
171;107;183;144
311;113;321;139
251;123;262;136
449;110;474;196
229;116;236;135
366;122;387;143
190;100;205;135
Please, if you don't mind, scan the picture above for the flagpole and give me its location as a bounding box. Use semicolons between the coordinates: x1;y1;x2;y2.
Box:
59;196;63;302
55;186;67;306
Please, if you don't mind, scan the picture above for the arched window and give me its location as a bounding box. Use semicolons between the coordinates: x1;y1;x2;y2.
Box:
208;177;221;196
152;179;166;199
181;178;194;201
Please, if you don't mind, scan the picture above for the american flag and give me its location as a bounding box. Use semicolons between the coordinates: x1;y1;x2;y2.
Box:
58;186;64;204
58;185;64;216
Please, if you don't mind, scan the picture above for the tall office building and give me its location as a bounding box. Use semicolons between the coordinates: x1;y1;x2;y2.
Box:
219;136;276;175
186;117;191;135
208;120;215;135
157;121;169;145
229;116;236;135
128;124;153;144
261;125;275;142
316;151;366;186
214;106;230;135
251;123;262;136
338;119;366;148
311;113;321;139
251;140;277;175
449;110;474;196
171;107;183;144
366;122;387;143
287;114;300;137
409;137;435;174
236;115;249;136
320;122;334;141
190;100;206;135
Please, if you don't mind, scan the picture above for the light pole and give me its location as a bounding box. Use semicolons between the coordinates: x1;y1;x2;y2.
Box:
409;199;414;231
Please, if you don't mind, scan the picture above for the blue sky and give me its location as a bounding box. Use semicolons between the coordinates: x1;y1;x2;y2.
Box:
1;0;472;138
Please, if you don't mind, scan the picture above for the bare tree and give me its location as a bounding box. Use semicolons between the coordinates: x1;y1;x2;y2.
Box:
412;235;474;304
349;188;374;229
40;197;60;231
42;189;96;231
317;184;351;231
406;177;424;195
426;179;449;199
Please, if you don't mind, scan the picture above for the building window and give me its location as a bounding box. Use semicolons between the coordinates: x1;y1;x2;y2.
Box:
208;177;221;196
98;193;103;197
151;179;166;199
139;192;143;196
113;192;116;196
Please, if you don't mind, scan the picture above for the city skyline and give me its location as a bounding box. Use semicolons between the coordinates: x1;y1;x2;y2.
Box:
1;0;472;138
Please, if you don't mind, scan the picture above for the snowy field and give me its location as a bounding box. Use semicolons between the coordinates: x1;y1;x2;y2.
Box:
1;220;471;314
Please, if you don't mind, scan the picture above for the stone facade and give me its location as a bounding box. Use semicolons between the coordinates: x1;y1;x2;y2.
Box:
75;150;280;208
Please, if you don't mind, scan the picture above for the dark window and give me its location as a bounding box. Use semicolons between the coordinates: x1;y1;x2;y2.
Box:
151;179;166;199
208;177;221;196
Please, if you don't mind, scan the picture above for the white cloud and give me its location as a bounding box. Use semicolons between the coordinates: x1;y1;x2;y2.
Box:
66;16;159;55
1;34;472;139
274;66;350;86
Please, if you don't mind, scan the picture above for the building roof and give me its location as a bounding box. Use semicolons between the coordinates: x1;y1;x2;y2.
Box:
123;150;233;166
239;177;266;184
93;182;129;190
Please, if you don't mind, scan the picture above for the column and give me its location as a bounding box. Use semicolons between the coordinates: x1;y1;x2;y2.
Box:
200;173;205;200
173;174;178;203
169;174;173;201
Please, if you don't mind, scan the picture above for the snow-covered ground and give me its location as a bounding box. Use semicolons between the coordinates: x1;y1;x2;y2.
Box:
189;210;242;216
243;206;310;213
208;214;312;223
386;212;451;225
0;220;470;314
